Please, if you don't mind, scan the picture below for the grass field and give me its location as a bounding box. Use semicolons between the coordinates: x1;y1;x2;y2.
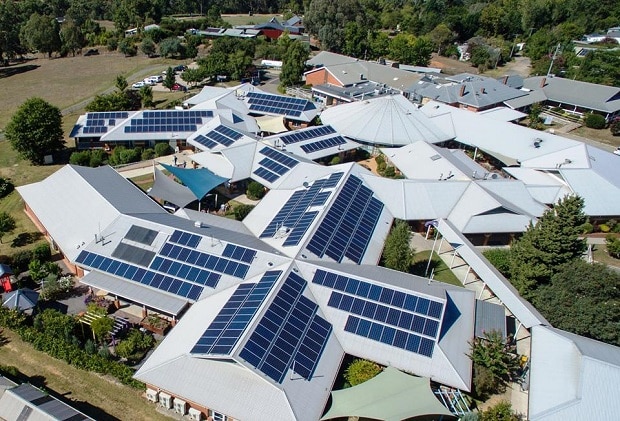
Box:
0;329;169;421
0;52;182;130
412;250;462;286
221;13;282;26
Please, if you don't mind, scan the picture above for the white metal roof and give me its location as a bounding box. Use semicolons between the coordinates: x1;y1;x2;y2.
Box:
320;95;452;146
529;325;620;420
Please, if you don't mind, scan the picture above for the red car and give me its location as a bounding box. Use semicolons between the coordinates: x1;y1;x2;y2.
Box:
172;83;188;92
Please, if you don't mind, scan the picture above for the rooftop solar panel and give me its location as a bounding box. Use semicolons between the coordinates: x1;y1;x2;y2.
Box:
307;175;384;264
111;242;156;267
75;250;203;300
279;126;336;145
253;147;299;184
158;242;249;279
246;92;313;118
239;272;332;383
222;244;257;263
191;271;281;355
169;230;201;248
124;225;158;245
300;136;347;154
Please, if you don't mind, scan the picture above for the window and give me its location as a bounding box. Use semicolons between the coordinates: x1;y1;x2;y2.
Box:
208;409;227;421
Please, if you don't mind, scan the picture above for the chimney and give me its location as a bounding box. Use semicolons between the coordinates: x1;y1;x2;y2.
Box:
459;85;466;97
360;73;365;80
480;87;486;94
502;75;508;85
540;77;546;88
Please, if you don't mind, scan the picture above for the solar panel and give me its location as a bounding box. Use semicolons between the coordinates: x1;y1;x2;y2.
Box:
124;225;158;245
191;271;281;355
300;136;347;153
75;250;203;300
344;315;435;357
239;272;332;383
253;147;299;184
111;242;156;267
222;244;257;263
260;177;336;246
194;134;218;149
312;269;444;320
246;92;313;118
279;126;337;145
169;230;201;248
158;242;250;279
307;175;384;264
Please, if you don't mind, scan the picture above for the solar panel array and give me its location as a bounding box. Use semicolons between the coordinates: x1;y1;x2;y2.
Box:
169;230;201;248
260;176;340;246
279;126;336;145
75;250;204;300
239;272;332;383
124;110;213;133
253;147;299;183
191;271;281;355
86;112;129;121
156;242;250;279
83;112;127;135
300;136;347;153
246;92;310;118
313;269;443;357
307;175;384;264
193;125;245;149
222;244;257;263
124;225;158;246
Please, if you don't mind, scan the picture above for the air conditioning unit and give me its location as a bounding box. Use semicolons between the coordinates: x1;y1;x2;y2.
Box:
174;398;187;415
159;392;173;409
145;388;159;403
188;407;203;421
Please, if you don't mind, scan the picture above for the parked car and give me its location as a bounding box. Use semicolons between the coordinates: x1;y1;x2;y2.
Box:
614;147;620;156
172;83;188;92
132;81;146;89
143;78;156;86
84;48;99;56
174;65;187;73
146;75;163;83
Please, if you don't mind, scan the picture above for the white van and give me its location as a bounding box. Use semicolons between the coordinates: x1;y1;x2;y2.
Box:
146;75;163;84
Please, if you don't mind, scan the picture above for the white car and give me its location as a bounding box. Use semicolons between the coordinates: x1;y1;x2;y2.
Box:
143;78;156;86
614;147;620;156
132;81;146;89
147;75;163;83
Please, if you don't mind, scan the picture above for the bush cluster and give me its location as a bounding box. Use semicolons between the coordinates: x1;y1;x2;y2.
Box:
0;177;14;199
69;149;107;167
584;113;606;129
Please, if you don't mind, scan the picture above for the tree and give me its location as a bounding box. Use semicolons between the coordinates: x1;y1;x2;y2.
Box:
0;212;16;244
509;195;587;297
139;85;154;108
343;21;368;58
611;118;620;136
228;49;253;81
0;177;14;199
20;13;62;58
140;37;156;57
483;248;511;278
181;67;204;87
479;401;520;421
118;38;137;57
234;204;255;221
159;37;182;58
528;102;543;129
60;19;84;56
90;316;114;344
199;51;229;79
429;23;455;55
86;91;135;112
382;220;414;272
533;260;620;346
469;330;520;397
115;75;128;92
607;234;620;259
5;97;65;165
246;181;266;200
280;40;309;87
304;0;366;52
584;113;606;129
163;67;176;91
344;359;382;386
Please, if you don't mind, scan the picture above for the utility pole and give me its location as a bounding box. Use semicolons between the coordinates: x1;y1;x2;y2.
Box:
546;43;561;77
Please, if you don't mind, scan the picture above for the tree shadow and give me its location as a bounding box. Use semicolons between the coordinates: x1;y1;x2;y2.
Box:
11;232;43;248
0;64;40;79
0;330;9;348
411;258;440;277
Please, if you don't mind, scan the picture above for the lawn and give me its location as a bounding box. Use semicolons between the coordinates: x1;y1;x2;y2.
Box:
129;173;155;192
0;52;182;130
0;328;169;421
412;250;463;287
591;243;620;268
221;13;282;26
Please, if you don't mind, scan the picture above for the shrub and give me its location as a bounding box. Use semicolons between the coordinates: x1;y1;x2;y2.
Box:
579;222;594;234
246;181;266;200
329;156;341;165
10;250;32;274
606;234;620;258
344;359;382;386
32;242;51;261
584;113;606;129
0;177;14;199
611;118;620;136
483;248;512;277
89;149;107;167
233;204;255;221
599;224;611;233
119;148;141;164
141;148;156;160
473;364;497;398
69;150;91;166
154;142;172;157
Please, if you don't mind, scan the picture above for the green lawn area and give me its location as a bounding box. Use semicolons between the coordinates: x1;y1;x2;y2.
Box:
129;173;155;192
592;243;620;268
221;13;282;26
412;250;463;287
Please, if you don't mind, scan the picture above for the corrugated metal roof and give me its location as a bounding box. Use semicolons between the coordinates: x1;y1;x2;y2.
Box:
0;383;94;420
474;299;506;338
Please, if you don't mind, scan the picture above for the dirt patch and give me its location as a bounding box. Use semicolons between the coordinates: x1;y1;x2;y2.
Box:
430;53;478;76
